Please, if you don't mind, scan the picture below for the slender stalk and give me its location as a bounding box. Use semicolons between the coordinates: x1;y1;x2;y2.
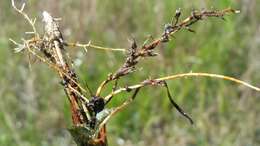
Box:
105;72;260;101
66;42;126;52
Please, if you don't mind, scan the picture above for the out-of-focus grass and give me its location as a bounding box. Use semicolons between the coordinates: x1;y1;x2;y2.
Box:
0;0;259;146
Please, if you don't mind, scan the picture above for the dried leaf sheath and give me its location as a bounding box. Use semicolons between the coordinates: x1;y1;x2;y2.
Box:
42;11;107;146
42;11;84;124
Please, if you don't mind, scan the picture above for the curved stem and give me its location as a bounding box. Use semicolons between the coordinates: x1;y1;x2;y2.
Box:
104;72;260;101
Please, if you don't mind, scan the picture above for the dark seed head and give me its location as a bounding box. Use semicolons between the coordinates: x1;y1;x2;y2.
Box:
175;8;181;18
87;96;105;114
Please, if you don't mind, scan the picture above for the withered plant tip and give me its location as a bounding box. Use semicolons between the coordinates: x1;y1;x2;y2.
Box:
10;1;258;145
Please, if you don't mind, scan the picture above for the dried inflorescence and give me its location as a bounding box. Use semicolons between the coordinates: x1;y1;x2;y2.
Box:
10;1;260;146
95;7;241;99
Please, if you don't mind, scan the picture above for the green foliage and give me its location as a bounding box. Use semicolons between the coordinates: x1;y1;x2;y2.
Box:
68;126;95;146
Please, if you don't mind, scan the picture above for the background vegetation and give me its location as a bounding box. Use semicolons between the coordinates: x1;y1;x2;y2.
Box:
0;0;259;146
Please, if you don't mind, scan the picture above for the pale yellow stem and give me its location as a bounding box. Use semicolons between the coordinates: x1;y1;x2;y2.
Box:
104;72;260;101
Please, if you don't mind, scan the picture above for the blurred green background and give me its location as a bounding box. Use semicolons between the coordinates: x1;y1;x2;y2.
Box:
0;0;260;146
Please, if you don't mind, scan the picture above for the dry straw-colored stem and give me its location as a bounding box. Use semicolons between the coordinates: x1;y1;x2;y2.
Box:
9;38;90;103
11;0;39;38
157;73;260;91
105;72;260;101
66;41;126;52
98;72;260;130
